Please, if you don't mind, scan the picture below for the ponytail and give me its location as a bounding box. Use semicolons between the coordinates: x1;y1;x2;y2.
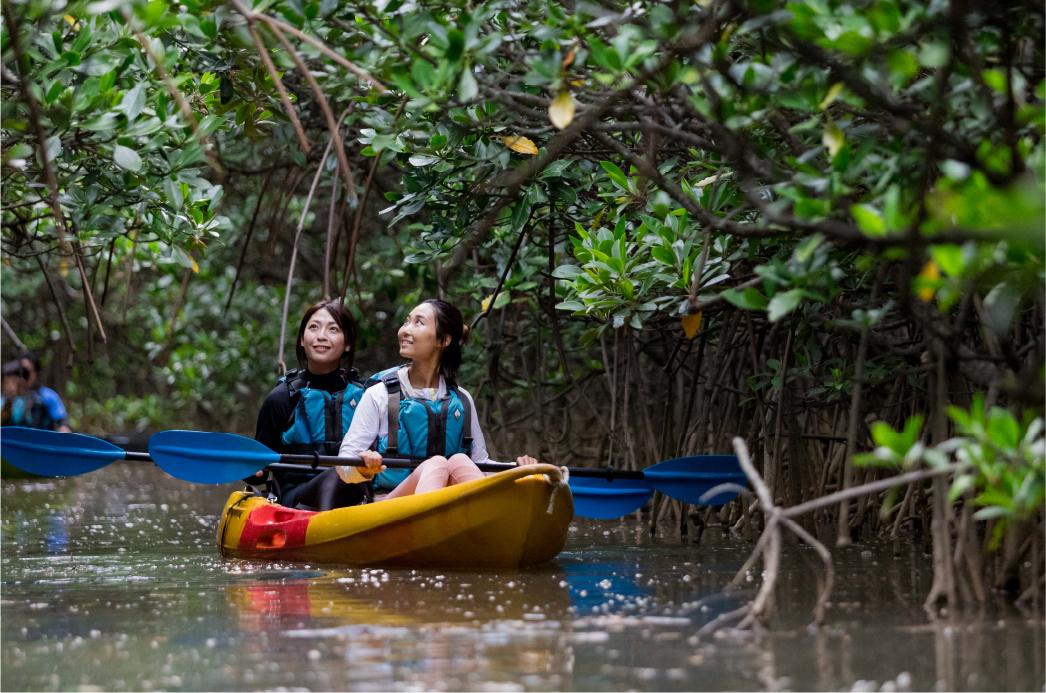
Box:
423;299;467;389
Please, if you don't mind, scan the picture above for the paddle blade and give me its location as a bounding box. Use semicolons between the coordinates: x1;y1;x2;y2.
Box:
149;430;279;484
568;476;653;519
641;455;747;505
0;427;125;477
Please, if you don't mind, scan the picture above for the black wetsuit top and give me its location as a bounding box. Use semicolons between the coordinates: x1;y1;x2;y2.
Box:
253;370;369;510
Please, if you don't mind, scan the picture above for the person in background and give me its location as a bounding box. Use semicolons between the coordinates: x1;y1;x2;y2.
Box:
19;352;71;432
252;299;371;510
1;360;54;429
338;298;538;500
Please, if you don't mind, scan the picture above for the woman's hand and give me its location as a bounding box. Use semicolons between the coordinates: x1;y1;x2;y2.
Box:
358;450;385;479
515;454;539;466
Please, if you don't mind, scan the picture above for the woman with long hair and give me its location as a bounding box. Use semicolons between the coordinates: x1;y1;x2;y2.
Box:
338;299;537;497
253;299;371;509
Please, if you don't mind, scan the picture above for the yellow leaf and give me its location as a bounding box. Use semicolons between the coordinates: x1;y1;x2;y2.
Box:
190;255;200;274
818;82;845;110
822;119;844;158
681;311;703;340
58;258;69;278
480;294;492;312
916;259;940;302
549;91;575;130
63;14;80;29
568;78;585;87
500;135;538;155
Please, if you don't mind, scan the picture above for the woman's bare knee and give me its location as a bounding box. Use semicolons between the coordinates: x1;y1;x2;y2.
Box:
447;453;472;465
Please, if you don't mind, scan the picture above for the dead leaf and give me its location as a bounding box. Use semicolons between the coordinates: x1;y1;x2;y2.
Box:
501;135;538;155
682;311;703;339
549;91;575;130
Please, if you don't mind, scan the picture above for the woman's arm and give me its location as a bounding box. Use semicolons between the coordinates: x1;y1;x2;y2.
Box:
459;387;538;466
458;388;490;464
337;384;386;483
254;384;292;451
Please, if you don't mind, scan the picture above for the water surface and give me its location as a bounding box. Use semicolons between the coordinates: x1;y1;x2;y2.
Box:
2;461;1042;690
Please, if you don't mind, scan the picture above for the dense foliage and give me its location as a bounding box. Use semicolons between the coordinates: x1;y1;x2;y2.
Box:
2;0;1043;602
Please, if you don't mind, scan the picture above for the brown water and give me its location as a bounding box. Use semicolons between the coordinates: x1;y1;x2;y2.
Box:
2;461;1043;691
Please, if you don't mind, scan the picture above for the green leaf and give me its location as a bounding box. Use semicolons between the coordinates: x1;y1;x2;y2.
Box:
973;506;1012;521
458;68;478;101
983;281;1022;338
600;161;629;190
851;204;886;236
113;144;142;172
948;474;976;503
556;300;584;312
930;244;964;277
650;245;676;266
446;29;465;62
767;289;803;322
551;264;583;279
722;286;769;311
120;83;147;121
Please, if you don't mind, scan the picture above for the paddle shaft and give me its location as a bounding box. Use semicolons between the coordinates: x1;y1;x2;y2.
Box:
124;447;648;480
272;452;649;480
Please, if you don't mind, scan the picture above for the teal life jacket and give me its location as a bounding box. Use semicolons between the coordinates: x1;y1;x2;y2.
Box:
279;369;366;456
1;391;54;430
367;366;473;492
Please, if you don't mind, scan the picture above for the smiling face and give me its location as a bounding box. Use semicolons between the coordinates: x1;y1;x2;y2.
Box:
299;308;350;374
398;303;449;362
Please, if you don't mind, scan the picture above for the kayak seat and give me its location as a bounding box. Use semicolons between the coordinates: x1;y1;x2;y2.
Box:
238;503;317;551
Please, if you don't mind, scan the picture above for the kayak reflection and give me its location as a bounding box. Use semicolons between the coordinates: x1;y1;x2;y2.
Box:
225;567;573;629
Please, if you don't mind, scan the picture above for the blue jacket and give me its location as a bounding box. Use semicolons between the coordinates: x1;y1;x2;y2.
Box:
368;367;473;492
280;370;366;456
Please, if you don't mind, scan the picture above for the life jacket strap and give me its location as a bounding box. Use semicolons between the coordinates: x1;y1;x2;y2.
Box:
382;371;401;456
328;389;346;447
459;388;473;453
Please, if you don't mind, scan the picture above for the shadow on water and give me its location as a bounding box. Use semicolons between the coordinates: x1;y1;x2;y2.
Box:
2;461;1043;691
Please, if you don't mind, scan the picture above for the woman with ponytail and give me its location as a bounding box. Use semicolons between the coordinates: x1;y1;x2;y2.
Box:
338;299;538;499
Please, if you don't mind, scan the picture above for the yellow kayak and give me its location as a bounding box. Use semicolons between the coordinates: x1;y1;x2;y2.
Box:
216;464;573;568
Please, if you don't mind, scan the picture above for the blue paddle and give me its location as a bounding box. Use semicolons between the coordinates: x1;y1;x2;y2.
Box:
2;428;747;514
147;431;747;512
0;427;150;477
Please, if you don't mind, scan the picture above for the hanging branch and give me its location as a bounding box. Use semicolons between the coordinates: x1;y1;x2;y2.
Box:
276;134;338;374
469;208;536;331
152;267;194;368
254;15;386;93
264;23;357;205
0;316;27;353
323;166;339;299
837;266;885;545
340;97;408;301
224;168;277;316
243;19;311;154
34;255;76;356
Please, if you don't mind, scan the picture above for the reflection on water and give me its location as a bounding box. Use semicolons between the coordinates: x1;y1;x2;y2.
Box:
2;462;1043;691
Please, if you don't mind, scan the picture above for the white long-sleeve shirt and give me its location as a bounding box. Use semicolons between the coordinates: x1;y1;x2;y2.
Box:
336;366;489;483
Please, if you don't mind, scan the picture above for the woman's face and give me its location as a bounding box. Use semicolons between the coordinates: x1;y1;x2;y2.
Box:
300;308;350;373
398;303;447;362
